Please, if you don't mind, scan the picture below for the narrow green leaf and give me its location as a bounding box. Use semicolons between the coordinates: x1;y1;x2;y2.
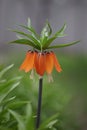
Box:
46;119;58;128
9;39;40;49
41;21;52;39
8;109;25;130
19;24;39;39
54;23;66;37
47;40;80;49
0;76;22;92
25;103;34;130
8;101;30;109
11;30;40;47
0;82;20;104
39;113;59;130
0;64;14;79
27;17;31;28
40;21;52;47
46;20;52;36
42;37;56;49
1;96;16;105
42;24;66;49
16;34;23;39
25;103;32;122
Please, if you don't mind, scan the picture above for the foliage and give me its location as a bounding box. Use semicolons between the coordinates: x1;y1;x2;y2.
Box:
0;64;22;130
0;64;62;130
9;18;80;51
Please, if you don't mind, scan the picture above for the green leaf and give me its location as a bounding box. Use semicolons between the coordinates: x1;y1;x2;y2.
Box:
16;34;23;39
46;119;58;129
11;30;40;47
47;40;80;49
19;24;39;39
1;96;16;106
40;21;52;48
39;113;59;130
54;23;66;37
25;103;32;122
27;17;31;28
0;76;22;92
0;82;20;104
42;37;56;49
46;20;52;36
8;101;30;109
41;22;52;39
25;103;34;130
9;39;40;49
8;109;25;130
42;23;66;48
0;64;14;79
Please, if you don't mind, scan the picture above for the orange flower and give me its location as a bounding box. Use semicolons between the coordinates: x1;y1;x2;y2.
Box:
34;52;46;76
20;50;62;80
20;50;35;72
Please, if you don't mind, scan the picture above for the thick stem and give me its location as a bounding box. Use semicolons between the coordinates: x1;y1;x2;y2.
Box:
36;77;43;129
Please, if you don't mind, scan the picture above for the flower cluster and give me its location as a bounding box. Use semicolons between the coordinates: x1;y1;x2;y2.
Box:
20;50;62;81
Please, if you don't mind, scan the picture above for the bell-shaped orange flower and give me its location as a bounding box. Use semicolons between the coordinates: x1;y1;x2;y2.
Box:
34;52;46;76
20;50;62;80
20;50;35;72
51;51;62;72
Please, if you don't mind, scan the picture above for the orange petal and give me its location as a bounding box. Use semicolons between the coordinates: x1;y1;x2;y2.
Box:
34;52;45;76
51;52;62;72
45;52;54;74
20;51;35;72
20;51;30;70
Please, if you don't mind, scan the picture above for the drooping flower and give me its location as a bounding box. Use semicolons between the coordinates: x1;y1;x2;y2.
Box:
10;18;79;80
19;50;62;81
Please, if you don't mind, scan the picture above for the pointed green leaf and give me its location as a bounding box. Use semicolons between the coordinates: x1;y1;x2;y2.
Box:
41;22;51;43
47;40;80;49
25;103;34;130
9;39;40;49
41;21;52;46
16;34;23;39
0;64;14;79
39;113;59;130
27;17;31;28
25;103;32;122
41;25;48;39
0;82;20;104
41;21;52;39
46;119;58;128
19;24;39;39
54;23;66;37
11;30;40;47
42;23;66;48
8;101;29;109
42;37;56;49
45;20;52;36
8;109;25;130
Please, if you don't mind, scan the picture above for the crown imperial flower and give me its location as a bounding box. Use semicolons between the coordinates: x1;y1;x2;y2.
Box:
19;50;62;81
10;18;79;81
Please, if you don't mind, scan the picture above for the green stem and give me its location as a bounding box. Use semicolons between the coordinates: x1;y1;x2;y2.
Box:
36;77;43;129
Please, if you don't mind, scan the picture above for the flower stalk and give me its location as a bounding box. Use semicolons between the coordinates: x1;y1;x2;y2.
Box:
36;77;43;129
